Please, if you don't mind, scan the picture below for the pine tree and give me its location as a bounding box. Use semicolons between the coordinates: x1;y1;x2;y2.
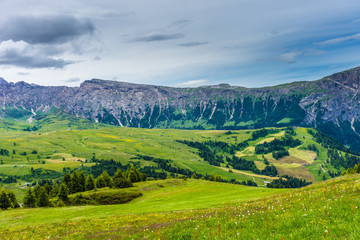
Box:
78;171;86;192
95;175;106;188
100;170;113;187
0;189;12;210
43;183;52;194
85;174;95;191
70;170;79;194
62;173;71;188
58;183;69;203
113;169;132;188
23;188;36;208
7;191;20;208
37;187;51;207
33;184;42;200
50;182;59;197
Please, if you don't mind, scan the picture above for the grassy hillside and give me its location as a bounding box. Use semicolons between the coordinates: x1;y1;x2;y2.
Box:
1;175;359;239
0;179;286;235
0;112;357;200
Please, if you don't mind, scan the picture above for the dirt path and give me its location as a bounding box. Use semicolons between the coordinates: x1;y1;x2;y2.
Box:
218;167;279;180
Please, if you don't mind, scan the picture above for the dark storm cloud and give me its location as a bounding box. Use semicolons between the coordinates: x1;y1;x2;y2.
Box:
178;41;209;47
0;48;73;69
0;15;95;44
133;32;185;42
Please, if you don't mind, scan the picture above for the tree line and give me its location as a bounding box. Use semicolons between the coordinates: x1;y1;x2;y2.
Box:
266;175;312;188
22;166;145;208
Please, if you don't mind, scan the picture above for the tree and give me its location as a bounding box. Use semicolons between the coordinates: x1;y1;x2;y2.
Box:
43;183;52;195
85;174;95;191
0;189;12;210
7;191;20;208
33;184;42;200
23;188;37;208
100;170;113;187
95;175;106;188
113;169;133;188
37;187;51;207
50;182;59;197
78;171;86;192
58;183;69;203
69;170;80;194
62;173;71;189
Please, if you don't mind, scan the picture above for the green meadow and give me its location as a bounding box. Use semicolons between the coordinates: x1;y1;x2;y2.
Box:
0;175;359;239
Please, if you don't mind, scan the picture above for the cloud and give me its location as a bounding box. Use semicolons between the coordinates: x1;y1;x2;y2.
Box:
0;40;73;68
132;32;185;42
176;79;208;88
168;19;192;28
63;77;81;83
178;41;209;47
0;15;95;44
316;33;360;45
17;72;30;76
279;50;302;64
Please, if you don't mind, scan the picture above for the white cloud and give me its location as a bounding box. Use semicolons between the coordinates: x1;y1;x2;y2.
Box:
316;33;360;45
279;50;302;64
176;79;208;88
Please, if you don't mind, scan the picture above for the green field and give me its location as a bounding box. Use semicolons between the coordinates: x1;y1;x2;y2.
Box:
0;112;353;199
0;175;359;239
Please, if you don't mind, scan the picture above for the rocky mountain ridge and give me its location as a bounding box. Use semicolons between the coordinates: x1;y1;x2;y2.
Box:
1;67;360;151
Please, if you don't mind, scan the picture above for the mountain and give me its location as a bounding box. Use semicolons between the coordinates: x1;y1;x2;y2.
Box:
1;67;360;151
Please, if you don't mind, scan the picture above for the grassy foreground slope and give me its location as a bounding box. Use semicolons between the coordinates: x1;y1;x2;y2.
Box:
0;179;286;238
1;175;360;239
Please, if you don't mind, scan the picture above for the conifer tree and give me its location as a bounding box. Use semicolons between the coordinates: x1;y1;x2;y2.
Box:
62;173;71;189
33;184;42;200
70;170;80;194
58;183;69;203
78;171;86;192
7;191;20;208
85;174;95;191
43;182;52;194
95;175;106;188
23;188;36;208
37;187;51;207
113;169;133;188
100;170;113;187
0;189;12;210
50;182;59;197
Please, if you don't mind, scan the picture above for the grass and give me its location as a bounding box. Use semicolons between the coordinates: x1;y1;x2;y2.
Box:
0;114;352;196
1;174;359;239
0;179;286;229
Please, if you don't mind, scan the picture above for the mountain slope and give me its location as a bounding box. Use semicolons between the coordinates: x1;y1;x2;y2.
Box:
1;67;360;151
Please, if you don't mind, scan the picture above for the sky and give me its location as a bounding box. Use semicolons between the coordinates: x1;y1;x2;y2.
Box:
1;0;360;88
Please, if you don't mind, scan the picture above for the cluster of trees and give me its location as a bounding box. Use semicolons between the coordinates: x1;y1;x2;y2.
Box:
255;134;302;155
226;156;278;177
267;175;312;188
308;129;352;154
22;166;146;208
0;149;9;156
327;149;360;170
23;184;53;208
250;128;279;141
272;150;289;160
0;176;17;183
341;163;360;175
305;144;318;153
23;125;39;131
138;155;202;179
0;189;19;210
176;140;224;166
